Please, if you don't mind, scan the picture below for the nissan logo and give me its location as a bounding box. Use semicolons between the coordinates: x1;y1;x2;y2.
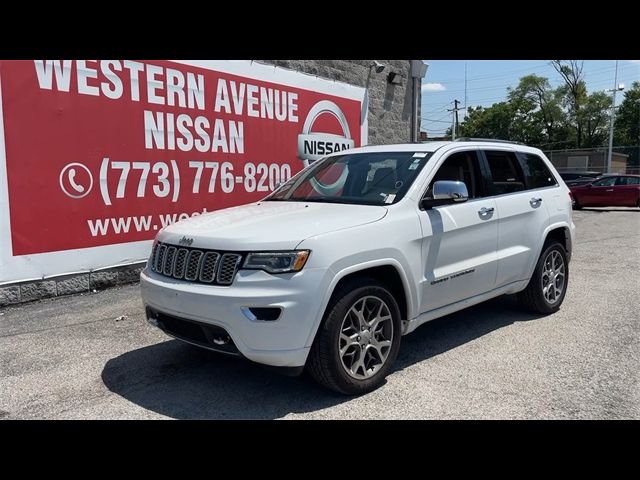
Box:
297;100;355;167
297;100;354;195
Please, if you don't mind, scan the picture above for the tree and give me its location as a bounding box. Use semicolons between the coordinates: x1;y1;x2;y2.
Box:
582;91;612;148
456;62;627;153
458;102;516;140
614;81;640;146
613;81;640;169
552;60;588;147
459;75;565;145
507;74;568;147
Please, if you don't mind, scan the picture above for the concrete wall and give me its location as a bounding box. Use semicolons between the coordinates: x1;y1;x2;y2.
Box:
0;264;146;306
547;150;629;173
262;60;418;145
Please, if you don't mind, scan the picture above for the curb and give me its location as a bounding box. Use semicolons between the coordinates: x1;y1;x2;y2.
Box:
0;263;145;307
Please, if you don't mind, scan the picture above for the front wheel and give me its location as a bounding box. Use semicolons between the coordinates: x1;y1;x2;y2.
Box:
517;242;569;314
307;278;402;395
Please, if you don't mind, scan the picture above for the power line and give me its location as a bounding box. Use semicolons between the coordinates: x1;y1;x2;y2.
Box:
461;74;637;106
425;62;551;84
421;62;640;132
422;100;454;108
424;66;638;96
421;118;452;124
421;63;638;105
421;104;455;115
421;111;453;122
426;61;636;86
422;84;518;95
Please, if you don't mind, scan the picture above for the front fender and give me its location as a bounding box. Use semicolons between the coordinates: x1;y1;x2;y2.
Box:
303;256;416;348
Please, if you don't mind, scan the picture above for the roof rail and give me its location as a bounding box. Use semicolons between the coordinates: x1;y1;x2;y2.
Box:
453;137;524;145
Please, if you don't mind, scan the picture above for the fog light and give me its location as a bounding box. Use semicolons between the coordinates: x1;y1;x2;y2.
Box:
212;335;231;345
241;306;282;321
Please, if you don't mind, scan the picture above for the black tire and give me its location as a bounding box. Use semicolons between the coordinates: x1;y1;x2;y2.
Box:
572;197;582;210
517;241;569;314
307;277;402;395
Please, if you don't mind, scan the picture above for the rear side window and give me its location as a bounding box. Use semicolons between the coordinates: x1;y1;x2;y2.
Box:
483;150;526;195
616;176;640;185
592;177;616;187
517;153;558;189
560;173;581;180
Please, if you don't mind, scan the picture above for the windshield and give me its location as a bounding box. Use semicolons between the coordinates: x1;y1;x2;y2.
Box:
265;151;433;205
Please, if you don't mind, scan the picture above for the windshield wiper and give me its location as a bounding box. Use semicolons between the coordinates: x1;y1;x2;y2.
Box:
289;197;383;206
262;198;306;202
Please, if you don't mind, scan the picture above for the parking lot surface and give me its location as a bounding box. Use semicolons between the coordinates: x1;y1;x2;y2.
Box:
1;208;639;419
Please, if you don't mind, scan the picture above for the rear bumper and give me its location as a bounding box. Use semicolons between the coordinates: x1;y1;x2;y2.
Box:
567;220;576;262
140;266;331;367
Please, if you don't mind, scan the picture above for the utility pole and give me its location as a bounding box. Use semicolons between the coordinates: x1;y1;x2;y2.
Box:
464;62;468;114
448;99;462;140
454;99;460;137
606;60;624;173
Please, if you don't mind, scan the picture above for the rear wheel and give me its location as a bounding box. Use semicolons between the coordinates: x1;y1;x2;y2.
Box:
518;241;568;314
307;278;402;395
572;196;582;210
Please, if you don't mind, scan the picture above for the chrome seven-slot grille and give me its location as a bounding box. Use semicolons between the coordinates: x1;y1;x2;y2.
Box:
150;242;243;285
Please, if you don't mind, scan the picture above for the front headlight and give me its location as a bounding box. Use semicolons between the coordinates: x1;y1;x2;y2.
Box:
243;250;310;274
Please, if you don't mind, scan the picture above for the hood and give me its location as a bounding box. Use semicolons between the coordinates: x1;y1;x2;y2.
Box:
158;201;388;250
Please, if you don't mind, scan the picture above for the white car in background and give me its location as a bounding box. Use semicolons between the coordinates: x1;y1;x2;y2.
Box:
140;139;575;394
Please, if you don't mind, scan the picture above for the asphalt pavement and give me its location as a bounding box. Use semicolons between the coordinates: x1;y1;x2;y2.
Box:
1;207;639;419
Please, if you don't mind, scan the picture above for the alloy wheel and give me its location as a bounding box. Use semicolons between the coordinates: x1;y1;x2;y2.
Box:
541;250;565;304
338;295;394;379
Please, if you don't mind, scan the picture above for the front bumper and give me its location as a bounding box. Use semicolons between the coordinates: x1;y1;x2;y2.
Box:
140;266;331;367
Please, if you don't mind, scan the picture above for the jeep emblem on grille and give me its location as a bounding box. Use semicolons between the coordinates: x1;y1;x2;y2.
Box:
179;236;194;246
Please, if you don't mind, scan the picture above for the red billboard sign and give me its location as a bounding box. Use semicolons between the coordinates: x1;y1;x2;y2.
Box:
0;60;363;256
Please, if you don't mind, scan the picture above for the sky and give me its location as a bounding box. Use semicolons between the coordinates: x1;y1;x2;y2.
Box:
420;60;640;138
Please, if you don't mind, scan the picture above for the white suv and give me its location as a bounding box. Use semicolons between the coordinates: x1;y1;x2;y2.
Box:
140;140;575;394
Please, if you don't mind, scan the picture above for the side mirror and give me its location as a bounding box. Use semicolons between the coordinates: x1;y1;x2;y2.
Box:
422;180;469;209
586;183;592;188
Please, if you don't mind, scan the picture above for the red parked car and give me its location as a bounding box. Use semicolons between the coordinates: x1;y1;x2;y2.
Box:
570;174;640;209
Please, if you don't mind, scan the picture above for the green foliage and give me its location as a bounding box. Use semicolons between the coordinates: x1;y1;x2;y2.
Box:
507;75;566;146
614;81;640;146
460;74;570;147
578;91;612;147
613;81;640;167
458;102;515;140
453;64;637;152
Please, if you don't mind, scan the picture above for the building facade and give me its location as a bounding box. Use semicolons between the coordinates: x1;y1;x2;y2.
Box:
263;60;419;145
545;149;629;174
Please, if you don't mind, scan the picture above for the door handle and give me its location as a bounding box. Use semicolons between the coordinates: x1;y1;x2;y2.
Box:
605;189;614;192
530;197;543;206
478;207;494;216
